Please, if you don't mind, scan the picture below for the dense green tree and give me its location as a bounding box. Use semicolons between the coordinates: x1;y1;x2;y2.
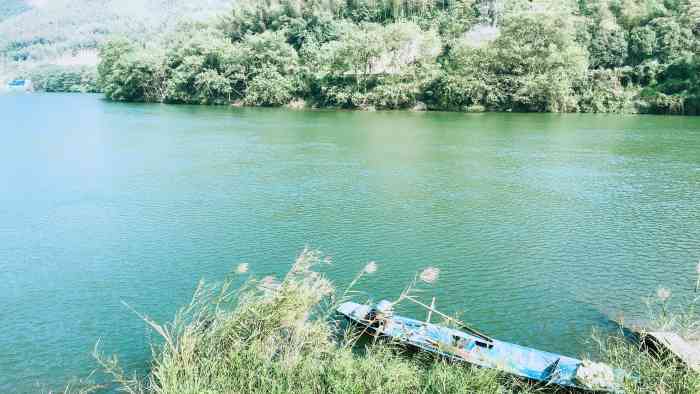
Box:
576;69;637;113
195;70;233;103
688;0;700;34
97;38;133;90
588;24;628;68
650;17;694;63
25;64;99;93
244;66;296;105
638;54;700;114
102;51;164;101
438;12;587;112
93;0;700;115
309;21;440;108
607;0;667;29
628;25;657;63
234;31;301;105
433;45;502;110
220;0;341;48
161;30;237;103
313;22;387;104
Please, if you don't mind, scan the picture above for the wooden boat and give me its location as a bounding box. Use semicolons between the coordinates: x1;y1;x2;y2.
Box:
338;297;628;392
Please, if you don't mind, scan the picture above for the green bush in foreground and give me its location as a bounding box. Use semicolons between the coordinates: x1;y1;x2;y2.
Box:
83;249;699;394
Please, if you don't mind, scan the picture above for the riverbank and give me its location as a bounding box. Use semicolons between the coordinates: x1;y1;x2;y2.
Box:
86;250;699;394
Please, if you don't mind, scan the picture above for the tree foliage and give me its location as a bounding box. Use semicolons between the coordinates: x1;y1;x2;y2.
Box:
23;64;99;93
436;12;587;112
92;0;700;114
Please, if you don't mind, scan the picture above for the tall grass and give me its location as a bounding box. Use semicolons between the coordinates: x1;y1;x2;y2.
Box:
85;249;699;394
592;333;700;393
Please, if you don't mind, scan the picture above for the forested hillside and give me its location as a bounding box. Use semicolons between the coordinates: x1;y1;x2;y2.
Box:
0;0;232;90
97;0;700;114
4;0;699;114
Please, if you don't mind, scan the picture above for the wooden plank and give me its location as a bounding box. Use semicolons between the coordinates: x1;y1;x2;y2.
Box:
648;331;700;372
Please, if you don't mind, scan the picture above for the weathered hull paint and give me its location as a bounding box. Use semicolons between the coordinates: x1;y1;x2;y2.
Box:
337;302;626;392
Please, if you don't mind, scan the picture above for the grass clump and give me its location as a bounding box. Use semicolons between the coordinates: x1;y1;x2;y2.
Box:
593;293;700;394
91;249;700;394
593;333;700;394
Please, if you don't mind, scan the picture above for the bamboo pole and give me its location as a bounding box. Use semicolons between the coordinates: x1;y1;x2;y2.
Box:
426;297;435;323
402;295;493;343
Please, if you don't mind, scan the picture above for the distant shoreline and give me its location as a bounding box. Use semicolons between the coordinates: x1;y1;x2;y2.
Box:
16;90;700;118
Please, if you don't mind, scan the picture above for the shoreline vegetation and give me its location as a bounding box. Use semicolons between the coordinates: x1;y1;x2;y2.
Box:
65;249;699;393
4;1;699;116
93;1;698;115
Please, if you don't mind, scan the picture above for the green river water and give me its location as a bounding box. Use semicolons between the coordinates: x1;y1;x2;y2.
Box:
1;93;700;392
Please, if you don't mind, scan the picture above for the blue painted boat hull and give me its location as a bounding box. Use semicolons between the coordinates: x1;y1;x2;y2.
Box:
337;301;627;392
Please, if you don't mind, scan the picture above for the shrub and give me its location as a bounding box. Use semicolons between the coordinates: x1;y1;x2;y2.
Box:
650;17;695;63
244;66;295;106
588;24;628;69
436;13;587;112
103;51;164;102
576;69;638;113
25;64;99;93
628;25;657;63
311;21;441;109
433;45;502;110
